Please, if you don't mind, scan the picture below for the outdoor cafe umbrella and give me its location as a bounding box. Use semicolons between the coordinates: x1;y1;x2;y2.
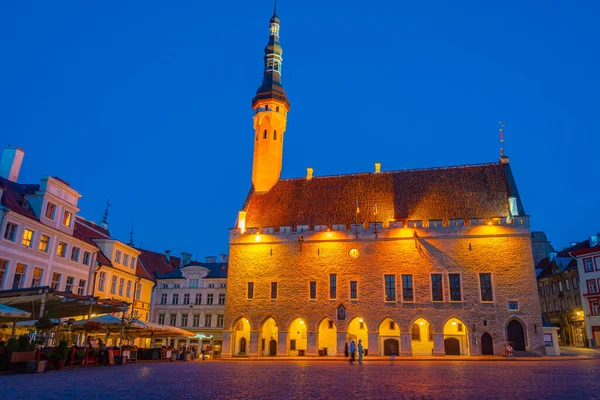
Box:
0;304;32;338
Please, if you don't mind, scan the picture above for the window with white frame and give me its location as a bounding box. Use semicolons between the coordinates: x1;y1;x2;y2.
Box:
135;284;141;300
181;314;188;327
217;314;224;328
172;293;179;305
183;293;190;305
205;314;212;327
158;314;165;325
126;280;132;298
98;272;106;292
195;293;202;305
584;258;594;273
587;279;598;294
82;251;91;266
3;222;18;242
189;278;199;288
123;254;129;267
51;273;61;289
45;202;56;220
12;263;26;289
39;234;50;252
218;293;226;305
114;250;122;264
22;228;35;247
591;301;600;316
169;314;177;326
573;277;579;289
207;293;214;305
118;278;125;296
56;241;67;258
565;278;571;291
160;293;167;304
65;276;75;292
31;267;43;287
77;279;86;295
192;314;200;327
110;276;117;294
62;210;72;227
130;257;136;269
71;246;80;262
0;259;7;288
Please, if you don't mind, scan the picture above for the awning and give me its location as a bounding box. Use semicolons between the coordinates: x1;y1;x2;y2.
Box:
132;320;194;338
0;287;129;319
73;314;147;331
0;303;31;322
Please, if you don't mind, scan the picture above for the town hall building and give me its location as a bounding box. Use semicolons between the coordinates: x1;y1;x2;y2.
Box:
222;8;544;357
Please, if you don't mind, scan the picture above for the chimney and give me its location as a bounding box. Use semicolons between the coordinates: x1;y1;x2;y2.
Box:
219;254;229;263
181;252;192;267
0;146;25;183
164;250;171;262
306;168;313;181
375;162;381;174
590;235;600;248
205;256;217;263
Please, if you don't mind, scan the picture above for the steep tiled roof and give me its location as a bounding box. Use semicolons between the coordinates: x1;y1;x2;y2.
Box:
536;239;590;279
243;162;523;228
73;218;112;266
156;262;228;280
137;249;184;278
0;176;40;220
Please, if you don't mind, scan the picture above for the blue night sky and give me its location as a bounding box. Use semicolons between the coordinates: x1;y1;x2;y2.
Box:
1;1;599;258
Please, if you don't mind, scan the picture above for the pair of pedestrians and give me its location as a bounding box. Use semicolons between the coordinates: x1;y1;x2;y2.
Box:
348;339;364;365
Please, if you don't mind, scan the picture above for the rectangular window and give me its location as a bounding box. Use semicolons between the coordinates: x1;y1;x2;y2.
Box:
126;280;132;298
158;314;165;325
402;275;414;301
584;258;594;273
545;285;550;295
183;293;190;305
195;293;202;305
309;281;317;300
271;282;278;299
189;279;199;288
329;274;337;299
56;241;67;258
71;246;80;262
559;281;563;292
192;314;200;327
130;257;136;269
0;259;6;288
566;279;571;291
205;314;212;327
4;222;18;242
573;277;578;289
22;228;35;247
431;274;443;302
575;296;581;306
560;298;566;310
508;301;519;311
39;234;50;252
12;263;26;289
123;254;129;267
350;281;357;300
217;314;224;328
547;301;553;312
110;276;117;294
98;272;106;292
31;267;43;287
82;251;91;265
65;276;75;292
160;293;168;304
77;279;86;295
51;272;61;289
114;250;122;264
62;210;72;227
172;293;179;305
170;314;177;326
479;273;494;302
449;273;462;302
135;284;141;300
552;282;557;294
587;279;598;294
118;278;125;296
384;274;396;302
218;293;226;305
591;301;600;316
181;314;188;327
45;202;56;219
207;293;214;305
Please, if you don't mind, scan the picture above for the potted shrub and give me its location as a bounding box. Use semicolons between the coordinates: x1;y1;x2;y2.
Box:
9;335;36;363
53;340;69;370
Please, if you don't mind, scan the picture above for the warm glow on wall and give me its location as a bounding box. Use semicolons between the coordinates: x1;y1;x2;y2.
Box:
238;211;247;234
255;234;261;242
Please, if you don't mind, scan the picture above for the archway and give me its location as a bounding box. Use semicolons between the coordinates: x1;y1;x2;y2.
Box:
443;318;469;356
481;332;494;355
347;317;369;354
379;318;400;356
288;318;307;356
507;319;526;351
260;317;278;356
233;318;251;356
318;318;337;356
411;318;433;356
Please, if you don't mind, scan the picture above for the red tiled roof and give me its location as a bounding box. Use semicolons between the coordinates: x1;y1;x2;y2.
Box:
137;248;182;279
243;162;521;228
73;218;113;266
0;177;40;221
570;246;600;257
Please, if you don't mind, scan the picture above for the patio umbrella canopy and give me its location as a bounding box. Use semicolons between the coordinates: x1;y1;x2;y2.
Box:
73;315;146;332
0;303;31;322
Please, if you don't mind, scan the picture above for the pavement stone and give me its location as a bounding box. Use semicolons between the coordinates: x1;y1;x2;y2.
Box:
0;358;599;399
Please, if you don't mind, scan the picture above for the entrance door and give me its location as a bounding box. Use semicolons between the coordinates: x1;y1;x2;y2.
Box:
383;339;399;356
507;320;526;351
269;339;277;356
481;333;494;355
239;337;247;355
444;338;460;355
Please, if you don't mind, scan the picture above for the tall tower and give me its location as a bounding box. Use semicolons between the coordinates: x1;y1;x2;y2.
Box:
251;5;290;193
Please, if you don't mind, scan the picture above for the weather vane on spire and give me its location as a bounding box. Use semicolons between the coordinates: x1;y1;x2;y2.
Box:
128;221;135;246
498;121;506;157
100;201;111;225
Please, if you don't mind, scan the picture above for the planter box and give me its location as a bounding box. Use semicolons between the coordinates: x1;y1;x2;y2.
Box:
10;351;36;363
25;360;47;373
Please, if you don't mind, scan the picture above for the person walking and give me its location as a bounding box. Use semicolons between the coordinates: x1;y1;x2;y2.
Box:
344;342;349;358
357;339;364;365
349;340;357;365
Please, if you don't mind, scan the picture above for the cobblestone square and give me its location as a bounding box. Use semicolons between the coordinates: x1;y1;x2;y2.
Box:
1;359;599;399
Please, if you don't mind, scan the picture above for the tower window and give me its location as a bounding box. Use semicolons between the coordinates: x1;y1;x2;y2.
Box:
276;106;280;112
263;129;267;139
265;105;269;111
256;134;258;141
274;61;279;71
273;130;277;140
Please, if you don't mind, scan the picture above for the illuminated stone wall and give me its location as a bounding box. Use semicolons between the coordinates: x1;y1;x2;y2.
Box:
223;218;545;357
